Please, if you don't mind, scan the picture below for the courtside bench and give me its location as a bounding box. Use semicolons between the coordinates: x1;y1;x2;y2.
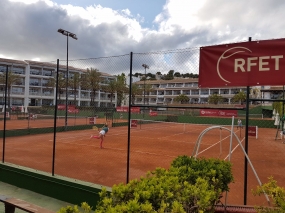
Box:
0;195;55;213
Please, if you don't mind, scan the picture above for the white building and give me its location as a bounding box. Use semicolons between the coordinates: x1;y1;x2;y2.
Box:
133;78;249;105
0;58;116;109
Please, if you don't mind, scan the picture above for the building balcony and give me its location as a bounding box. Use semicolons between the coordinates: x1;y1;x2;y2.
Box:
11;93;25;97
29;92;41;95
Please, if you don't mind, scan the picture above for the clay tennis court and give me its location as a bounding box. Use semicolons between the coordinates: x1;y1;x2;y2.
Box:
1;118;285;207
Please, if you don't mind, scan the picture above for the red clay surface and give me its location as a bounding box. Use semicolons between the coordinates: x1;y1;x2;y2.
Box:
1;118;284;207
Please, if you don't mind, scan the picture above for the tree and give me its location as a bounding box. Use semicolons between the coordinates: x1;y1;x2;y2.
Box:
272;101;284;117
250;87;261;105
173;94;190;104
250;87;261;99
45;73;66;104
101;79;117;105
208;94;224;105
174;72;181;77
116;73;128;107
163;70;174;80
69;72;81;105
84;68;101;106
131;83;142;105
143;84;153;104
0;70;21;108
232;91;247;104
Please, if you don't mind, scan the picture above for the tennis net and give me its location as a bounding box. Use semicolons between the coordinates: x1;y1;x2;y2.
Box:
239;114;263;119
131;119;211;133
31;114;89;121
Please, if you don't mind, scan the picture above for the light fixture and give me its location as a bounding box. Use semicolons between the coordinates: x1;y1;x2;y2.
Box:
57;28;78;130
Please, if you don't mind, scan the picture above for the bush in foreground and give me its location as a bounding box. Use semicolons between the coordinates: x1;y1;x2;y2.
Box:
58;156;234;213
252;176;285;213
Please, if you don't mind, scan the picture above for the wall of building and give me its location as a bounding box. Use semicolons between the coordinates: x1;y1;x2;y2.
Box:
0;59;117;109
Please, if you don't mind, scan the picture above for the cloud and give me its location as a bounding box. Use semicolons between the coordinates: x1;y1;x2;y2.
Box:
1;0;285;67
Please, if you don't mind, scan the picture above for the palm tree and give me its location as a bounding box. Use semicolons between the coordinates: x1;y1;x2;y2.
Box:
144;84;153;104
116;73;128;107
102;79;117;106
173;94;190;104
208;94;224;105
84;68;101;106
0;70;21;108
232;91;247;104
45;73;66;104
131;83;142;105
250;87;261;99
69;72;81;105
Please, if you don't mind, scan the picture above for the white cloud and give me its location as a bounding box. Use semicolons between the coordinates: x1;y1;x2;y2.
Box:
2;0;285;63
9;0;54;6
155;0;207;33
58;4;144;41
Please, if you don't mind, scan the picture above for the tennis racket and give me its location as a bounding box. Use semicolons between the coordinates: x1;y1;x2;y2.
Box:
92;126;99;131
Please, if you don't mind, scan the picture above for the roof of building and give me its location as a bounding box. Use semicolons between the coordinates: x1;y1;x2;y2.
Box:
134;78;199;84
0;58;28;65
0;58;113;77
261;86;284;91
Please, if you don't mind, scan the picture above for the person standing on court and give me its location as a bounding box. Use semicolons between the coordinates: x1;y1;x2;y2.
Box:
237;119;242;129
90;124;109;149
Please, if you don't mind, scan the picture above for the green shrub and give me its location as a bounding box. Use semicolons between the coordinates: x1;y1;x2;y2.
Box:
171;156;233;192
252;176;285;213
57;156;234;213
57;202;92;213
94;156;233;213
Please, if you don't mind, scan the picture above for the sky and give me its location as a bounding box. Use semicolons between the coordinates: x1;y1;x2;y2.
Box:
1;0;285;65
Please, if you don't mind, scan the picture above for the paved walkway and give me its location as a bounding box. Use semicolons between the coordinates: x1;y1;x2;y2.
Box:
0;181;72;213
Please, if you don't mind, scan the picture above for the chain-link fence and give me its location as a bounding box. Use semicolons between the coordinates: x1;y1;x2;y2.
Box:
1;47;285;207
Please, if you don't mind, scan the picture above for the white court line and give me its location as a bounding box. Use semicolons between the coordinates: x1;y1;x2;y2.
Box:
224;137;245;160
54;140;176;158
196;130;241;156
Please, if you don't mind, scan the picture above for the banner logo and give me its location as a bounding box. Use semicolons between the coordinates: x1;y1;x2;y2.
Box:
217;47;252;83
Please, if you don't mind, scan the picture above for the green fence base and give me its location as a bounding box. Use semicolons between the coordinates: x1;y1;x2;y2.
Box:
0;163;111;209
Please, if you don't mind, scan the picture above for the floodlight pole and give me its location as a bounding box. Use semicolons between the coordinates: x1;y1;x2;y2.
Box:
142;64;149;117
57;29;77;130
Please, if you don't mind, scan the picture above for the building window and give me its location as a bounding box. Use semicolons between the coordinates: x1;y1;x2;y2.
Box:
13;66;25;75
30;67;41;75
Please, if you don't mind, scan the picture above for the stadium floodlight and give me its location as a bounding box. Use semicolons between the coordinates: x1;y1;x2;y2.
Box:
57;28;78;130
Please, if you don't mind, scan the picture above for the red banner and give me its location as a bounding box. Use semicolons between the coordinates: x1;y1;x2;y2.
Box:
199;38;285;87
57;104;65;110
248;126;257;137
58;104;79;113
200;109;237;117
131;119;138;127
68;108;79;113
149;111;158;116
116;106;140;113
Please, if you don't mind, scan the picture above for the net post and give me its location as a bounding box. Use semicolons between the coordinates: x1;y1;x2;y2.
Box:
256;126;258;139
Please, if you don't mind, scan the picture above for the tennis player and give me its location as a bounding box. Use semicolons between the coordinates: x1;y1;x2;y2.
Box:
90;124;109;149
237;119;242;129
